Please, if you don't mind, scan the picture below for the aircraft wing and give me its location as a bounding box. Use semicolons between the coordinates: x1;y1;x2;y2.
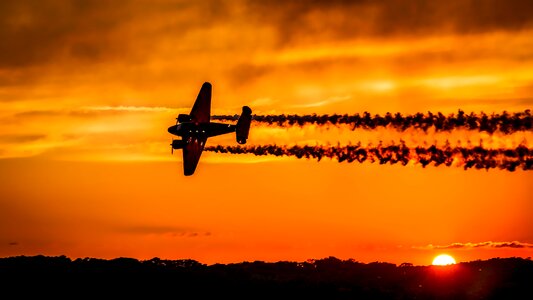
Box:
182;136;207;176
189;82;211;123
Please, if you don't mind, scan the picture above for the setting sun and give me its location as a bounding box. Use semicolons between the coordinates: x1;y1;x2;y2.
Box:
432;254;457;266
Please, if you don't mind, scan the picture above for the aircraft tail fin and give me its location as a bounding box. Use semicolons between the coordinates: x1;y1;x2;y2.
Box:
236;106;252;144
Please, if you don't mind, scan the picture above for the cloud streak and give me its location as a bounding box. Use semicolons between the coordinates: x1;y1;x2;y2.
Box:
118;225;211;238
0;134;46;143
9;106;178;120
83;106;177;113
416;241;533;250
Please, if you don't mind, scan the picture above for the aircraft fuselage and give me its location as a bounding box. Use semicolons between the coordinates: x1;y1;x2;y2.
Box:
168;122;236;139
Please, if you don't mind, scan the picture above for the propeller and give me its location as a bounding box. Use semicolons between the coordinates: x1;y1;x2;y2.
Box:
171;139;174;154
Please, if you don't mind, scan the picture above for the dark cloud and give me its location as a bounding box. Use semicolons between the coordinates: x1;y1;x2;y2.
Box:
0;0;236;70
0;0;130;68
3;0;531;69
417;241;533;249
1;0;531;90
246;0;533;46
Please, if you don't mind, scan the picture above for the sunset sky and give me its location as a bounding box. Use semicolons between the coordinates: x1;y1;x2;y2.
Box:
1;0;532;266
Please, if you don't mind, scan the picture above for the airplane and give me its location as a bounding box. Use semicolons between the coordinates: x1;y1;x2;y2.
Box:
168;82;252;175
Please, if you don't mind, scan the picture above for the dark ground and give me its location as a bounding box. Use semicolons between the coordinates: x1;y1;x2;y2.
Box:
0;256;531;299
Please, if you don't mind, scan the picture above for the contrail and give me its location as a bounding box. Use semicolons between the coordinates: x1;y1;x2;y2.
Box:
212;110;532;134
205;143;532;171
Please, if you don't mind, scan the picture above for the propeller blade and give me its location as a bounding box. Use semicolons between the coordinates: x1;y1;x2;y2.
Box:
171;139;174;154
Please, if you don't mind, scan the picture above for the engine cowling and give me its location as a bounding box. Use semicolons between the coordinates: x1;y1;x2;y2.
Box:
171;139;187;149
177;114;192;123
236;106;252;144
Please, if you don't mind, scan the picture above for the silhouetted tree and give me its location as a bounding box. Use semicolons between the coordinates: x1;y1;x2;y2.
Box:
0;255;531;299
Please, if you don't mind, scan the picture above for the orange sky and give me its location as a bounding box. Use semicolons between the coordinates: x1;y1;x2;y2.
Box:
0;0;532;265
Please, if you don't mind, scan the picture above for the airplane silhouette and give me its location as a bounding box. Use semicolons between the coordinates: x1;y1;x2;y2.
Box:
168;82;252;175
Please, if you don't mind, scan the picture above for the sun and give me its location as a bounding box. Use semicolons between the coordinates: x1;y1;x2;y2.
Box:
432;254;456;266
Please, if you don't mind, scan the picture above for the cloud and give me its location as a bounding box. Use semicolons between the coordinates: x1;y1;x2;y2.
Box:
1;0;531;112
118;225;211;238
291;95;352;109
0;104;181;159
10;106;179;119
246;0;533;46
0;0;236;71
0;134;46;143
415;241;533;250
84;106;177;113
3;0;531;71
0;0;129;68
226;29;533;98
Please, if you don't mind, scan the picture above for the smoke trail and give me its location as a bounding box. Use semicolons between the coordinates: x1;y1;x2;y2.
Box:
212;110;532;134
205;143;532;171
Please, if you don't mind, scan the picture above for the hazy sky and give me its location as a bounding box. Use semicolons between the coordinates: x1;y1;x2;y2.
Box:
0;0;532;265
